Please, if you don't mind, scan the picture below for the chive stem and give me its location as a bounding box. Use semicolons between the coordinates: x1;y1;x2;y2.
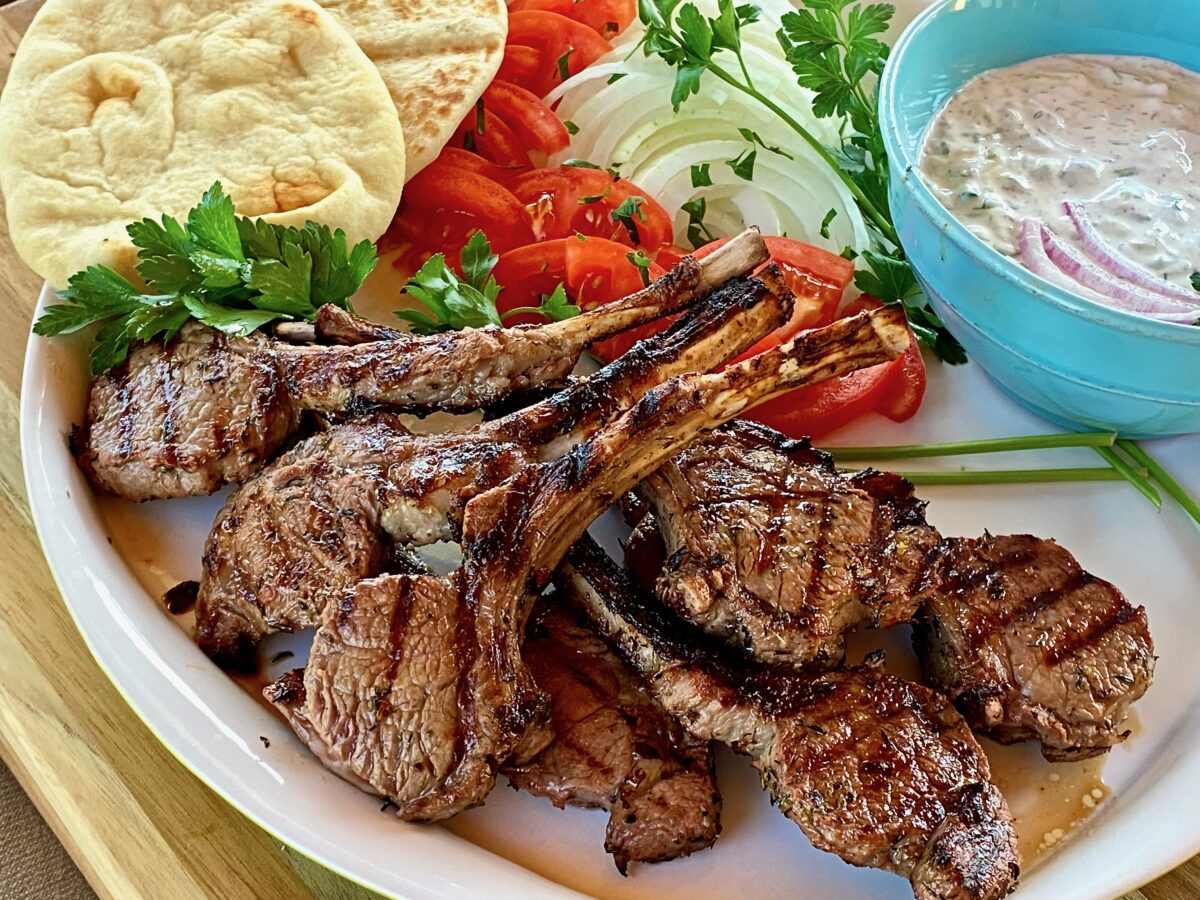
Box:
1093;446;1161;509
1117;440;1200;528
826;432;1117;461
861;467;1145;486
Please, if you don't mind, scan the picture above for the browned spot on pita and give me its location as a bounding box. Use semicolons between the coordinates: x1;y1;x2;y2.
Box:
282;3;320;25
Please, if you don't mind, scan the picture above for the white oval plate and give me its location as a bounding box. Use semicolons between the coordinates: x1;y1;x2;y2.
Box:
22;269;1200;899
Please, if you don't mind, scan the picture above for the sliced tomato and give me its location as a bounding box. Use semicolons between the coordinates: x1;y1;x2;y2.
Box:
509;167;673;250
484;81;570;157
506;11;614;96
508;0;637;38
454;108;531;168
388;163;536;276
567;235;666;308
492;236;665;332
744;335;926;437
653;244;692;270
432;147;522;183
496;44;544;90
491;242;567;325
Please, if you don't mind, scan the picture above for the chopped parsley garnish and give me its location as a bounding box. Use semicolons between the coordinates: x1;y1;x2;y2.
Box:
690;162;713;187
396;232;579;334
611;196;648;243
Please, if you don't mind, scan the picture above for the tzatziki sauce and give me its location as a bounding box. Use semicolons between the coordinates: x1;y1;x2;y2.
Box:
919;53;1200;298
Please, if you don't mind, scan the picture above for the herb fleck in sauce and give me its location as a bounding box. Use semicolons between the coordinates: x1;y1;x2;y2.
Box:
920;54;1200;290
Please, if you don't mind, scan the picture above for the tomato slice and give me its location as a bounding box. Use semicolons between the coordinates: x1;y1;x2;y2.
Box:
454;108;531;168
508;0;637;38
744;335;926;437
653;244;692;270
432;147;522;183
496;44;544;91
484;81;570;157
506;11;614;96
387;163;536;276
509;167;674;250
492;236;666;333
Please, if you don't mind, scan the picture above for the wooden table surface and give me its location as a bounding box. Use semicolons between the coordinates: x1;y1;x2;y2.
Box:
0;2;1196;899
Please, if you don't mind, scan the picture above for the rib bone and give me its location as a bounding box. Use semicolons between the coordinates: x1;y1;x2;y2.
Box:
78;230;769;500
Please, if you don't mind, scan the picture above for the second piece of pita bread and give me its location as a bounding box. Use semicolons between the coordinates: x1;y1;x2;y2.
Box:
316;0;507;178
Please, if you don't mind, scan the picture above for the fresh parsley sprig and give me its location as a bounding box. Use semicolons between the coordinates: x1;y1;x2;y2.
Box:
33;183;377;374
636;0;965;362
396;232;581;334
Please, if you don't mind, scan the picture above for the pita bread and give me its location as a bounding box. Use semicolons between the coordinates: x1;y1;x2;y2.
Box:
315;0;507;177
0;0;406;288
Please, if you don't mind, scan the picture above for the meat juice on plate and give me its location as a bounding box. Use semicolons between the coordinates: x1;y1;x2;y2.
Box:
919;53;1200;318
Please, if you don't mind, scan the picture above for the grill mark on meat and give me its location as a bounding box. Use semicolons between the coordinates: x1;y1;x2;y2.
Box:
377;578;418;722
115;363;135;460
964;569;1093;651
159;338;179;467
939;546;1037;599
802;487;835;610
1044;588;1135;666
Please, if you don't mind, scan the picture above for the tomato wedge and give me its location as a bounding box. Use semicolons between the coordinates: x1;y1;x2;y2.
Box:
432;147;521;183
509;167;674;250
508;0;637;39
387;163;536;276
744;335;926;438
454;108;531;168
484;81;570;157
506;11;614;96
496;44;544;90
492;236;665;333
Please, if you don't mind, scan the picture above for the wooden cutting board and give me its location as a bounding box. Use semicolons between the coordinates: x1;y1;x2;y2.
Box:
0;1;1193;897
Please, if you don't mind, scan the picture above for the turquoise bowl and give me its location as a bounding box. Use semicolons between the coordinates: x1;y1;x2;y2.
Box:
879;0;1200;437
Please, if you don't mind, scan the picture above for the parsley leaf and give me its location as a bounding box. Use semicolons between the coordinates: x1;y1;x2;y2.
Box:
681;197;716;248
579;186;614;204
1192;272;1200;293
33;183;377;374
690;162;713;187
737;127;794;159
564;119;580;135
397;232;504;334
820;208;838;239
611;196;647;243
726;148;756;180
534;283;582;321
557;48;574;81
626;249;654;286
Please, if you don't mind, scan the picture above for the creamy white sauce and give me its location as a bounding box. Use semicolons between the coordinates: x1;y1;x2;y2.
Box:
920;54;1200;291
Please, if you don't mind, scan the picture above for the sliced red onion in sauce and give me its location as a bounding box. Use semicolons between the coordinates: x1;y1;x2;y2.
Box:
1062;201;1200;306
1016;219;1199;325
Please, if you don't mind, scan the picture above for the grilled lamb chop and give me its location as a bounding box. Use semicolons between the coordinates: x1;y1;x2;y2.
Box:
631;421;940;668
502;602;721;872
560;537;1019;900
911;534;1154;761
77;232;768;501
263;305;911;822
628;424;1153;759
198;265;797;669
